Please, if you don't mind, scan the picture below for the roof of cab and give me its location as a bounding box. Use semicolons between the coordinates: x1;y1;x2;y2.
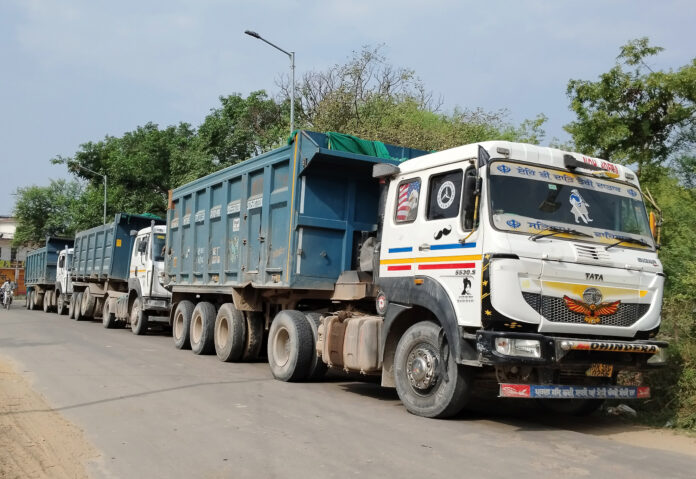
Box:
397;141;639;186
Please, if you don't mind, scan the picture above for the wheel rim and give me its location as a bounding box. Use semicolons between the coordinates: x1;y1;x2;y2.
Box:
131;305;139;328
174;313;184;339
192;315;202;344
216;316;229;349
273;326;291;367
406;343;439;394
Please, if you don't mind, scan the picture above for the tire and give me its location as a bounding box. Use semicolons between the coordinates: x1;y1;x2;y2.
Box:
80;289;96;319
43;292;51;313
394;321;472;418
28;291;34;310
214;303;246;362
267;310;314;382
243;312;264;361
537;399;604;416
73;292;84;321
190;302;216;354
68;294;75;318
102;299;117;329
173;300;194;350
25;291;31;309
57;293;67;316
305;312;328;380
130;298;149;335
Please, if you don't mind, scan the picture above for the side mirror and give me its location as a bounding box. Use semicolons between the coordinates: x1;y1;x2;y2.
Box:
461;175;478;214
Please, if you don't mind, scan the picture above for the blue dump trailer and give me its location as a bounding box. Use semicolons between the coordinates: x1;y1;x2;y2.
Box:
24;237;74;312
70;213;169;331
164;131;432;384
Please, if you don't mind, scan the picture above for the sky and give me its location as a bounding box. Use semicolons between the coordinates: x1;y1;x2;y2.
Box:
1;0;694;215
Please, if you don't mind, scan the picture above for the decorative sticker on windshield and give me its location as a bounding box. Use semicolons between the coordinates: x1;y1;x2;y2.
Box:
436;181;456;210
569;189;593;224
490;162;637;199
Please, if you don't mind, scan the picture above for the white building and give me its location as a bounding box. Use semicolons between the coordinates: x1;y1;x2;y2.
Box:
0;216;30;267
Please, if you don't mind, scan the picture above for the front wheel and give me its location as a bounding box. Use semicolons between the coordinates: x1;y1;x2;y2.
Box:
394;321;472;418
130;299;148;335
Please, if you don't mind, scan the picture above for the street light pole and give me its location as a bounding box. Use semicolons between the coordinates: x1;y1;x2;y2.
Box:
69;162;107;224
244;30;295;135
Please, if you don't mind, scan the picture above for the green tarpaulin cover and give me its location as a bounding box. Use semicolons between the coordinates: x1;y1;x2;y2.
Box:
287;130;393;160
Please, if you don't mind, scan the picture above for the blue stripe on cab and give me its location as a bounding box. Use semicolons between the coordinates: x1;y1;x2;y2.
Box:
429;243;477;250
388;247;413;253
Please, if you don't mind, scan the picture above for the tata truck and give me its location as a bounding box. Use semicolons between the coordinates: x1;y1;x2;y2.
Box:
163;131;666;418
70;213;171;334
24;237;74;313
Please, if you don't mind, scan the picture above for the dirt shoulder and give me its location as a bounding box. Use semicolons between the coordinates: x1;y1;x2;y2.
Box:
0;356;98;479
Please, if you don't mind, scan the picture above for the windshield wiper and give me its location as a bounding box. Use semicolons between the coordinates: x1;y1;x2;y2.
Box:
605;235;653;250
529;225;592;242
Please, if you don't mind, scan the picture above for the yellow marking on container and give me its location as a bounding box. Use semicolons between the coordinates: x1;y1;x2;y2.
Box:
379;254;482;265
116;239;122;247
285;133;300;281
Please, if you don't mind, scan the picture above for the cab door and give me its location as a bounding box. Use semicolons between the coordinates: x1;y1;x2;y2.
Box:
412;166;483;327
131;234;149;294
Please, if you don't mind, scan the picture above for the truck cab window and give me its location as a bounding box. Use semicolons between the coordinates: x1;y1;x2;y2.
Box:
394;178;421;223
58;256;64;268
426;170;463;220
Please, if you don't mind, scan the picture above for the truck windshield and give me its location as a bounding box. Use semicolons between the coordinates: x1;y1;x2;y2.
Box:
488;161;654;249
152;234;167;261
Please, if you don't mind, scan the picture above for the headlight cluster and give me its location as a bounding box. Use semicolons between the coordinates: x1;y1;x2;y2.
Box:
494;338;541;358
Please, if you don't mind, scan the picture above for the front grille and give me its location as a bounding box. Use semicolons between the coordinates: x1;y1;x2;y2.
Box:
522;292;649;327
573;243;610;262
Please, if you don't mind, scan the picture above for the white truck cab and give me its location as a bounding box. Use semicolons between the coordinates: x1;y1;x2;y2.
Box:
55;247;74;315
374;141;665;416
110;225;171;333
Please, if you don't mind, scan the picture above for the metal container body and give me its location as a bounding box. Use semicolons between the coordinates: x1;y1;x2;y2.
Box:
166;131;426;291
72;214;164;282
24;238;74;286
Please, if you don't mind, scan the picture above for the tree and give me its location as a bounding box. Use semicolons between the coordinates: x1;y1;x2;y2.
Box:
12;180;83;246
565;37;696;178
281;45;546;151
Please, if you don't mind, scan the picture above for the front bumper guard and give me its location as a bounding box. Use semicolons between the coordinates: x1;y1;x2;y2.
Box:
476;330;667;366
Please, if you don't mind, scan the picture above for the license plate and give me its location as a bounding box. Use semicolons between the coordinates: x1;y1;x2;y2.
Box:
586;363;613;377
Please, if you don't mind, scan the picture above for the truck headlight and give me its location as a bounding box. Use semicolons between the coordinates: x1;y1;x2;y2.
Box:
495;338;541;358
647;347;668;365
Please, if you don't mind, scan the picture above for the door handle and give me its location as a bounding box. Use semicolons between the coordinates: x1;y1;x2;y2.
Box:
419;244;430;251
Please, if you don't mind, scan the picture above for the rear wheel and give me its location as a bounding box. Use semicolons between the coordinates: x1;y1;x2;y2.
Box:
214;303;246;362
243;312;264;361
28;291;34;310
57;293;67;315
394;321;472;418
130;299;148;335
25;291;31;309
73;292;84;321
267;310;314;382
190;302;216;354
102;299;116;328
81;290;96;319
173;300;194;350
305;312;328;380
43;291;53;313
68;294;75;318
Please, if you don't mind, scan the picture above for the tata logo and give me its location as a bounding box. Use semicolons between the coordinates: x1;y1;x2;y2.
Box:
585;273;604;281
497;165;511;174
506;219;521;229
628;189;638;197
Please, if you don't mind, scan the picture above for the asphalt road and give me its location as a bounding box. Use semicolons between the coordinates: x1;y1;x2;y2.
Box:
1;304;694;479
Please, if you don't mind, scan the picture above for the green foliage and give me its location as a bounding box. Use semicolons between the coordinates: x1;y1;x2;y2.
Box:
12;180;83;246
566;39;696;430
565;37;696;177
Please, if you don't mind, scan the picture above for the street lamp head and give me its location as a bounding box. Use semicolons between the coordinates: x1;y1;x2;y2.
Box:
244;30;260;39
